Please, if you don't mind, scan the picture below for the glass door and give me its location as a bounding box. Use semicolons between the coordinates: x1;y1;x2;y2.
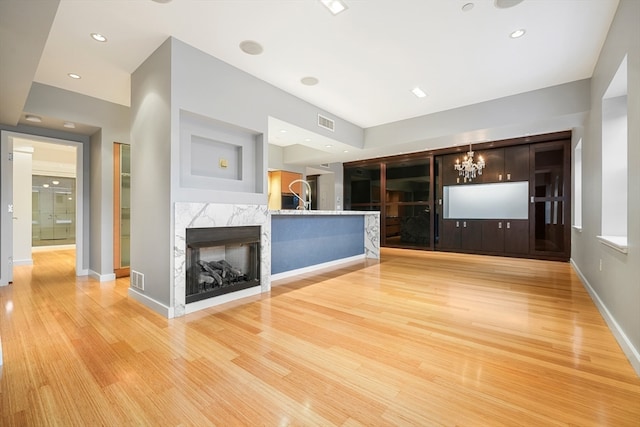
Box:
114;143;130;277
529;140;571;259
384;158;432;248
32;175;76;246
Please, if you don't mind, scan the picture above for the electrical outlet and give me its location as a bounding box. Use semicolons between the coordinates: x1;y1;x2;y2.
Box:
599;259;603;271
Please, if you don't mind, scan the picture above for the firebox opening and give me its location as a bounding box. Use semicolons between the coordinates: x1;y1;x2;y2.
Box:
186;226;260;304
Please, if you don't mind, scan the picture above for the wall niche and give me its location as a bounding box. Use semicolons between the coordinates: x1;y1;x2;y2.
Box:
179;110;263;194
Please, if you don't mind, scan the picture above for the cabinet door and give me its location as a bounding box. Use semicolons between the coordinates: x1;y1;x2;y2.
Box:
505;220;529;254
280;171;302;194
476;148;504;183
460;220;482;251
441;154;464;185
439;219;461;249
481;220;505;253
504;145;529;182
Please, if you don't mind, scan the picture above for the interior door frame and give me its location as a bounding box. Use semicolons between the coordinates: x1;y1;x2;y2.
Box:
0;131;85;285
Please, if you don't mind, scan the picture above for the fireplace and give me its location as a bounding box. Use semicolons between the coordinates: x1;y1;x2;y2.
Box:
185;226;260;304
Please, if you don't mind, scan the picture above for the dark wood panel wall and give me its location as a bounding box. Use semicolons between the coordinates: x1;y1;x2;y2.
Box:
344;131;572;261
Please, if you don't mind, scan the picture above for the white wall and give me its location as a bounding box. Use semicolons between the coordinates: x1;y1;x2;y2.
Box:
601;95;628;237
571;0;640;375
12;150;32;265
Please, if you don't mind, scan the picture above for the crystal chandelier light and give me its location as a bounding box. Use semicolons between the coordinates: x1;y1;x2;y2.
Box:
454;144;485;181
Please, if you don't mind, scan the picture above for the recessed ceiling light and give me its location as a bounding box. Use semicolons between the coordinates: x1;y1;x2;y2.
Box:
305;138;311;142
25;115;42;123
239;40;263;55
42;184;49;188
68;73;81;79
90;33;107;42
63;122;76;129
325;144;333;148
319;0;348;15
510;29;526;38
301;76;319;86
462;3;474;12
52;180;60;185
495;0;524;9
151;0;173;3
411;87;427;98
343;150;349;153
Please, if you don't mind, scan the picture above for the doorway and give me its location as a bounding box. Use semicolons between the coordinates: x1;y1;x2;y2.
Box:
0;131;84;284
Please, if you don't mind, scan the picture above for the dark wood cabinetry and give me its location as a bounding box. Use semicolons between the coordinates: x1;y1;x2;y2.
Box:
477;145;529;183
505;219;529;254
441;219;529;256
460;220;482;251
442;153;464;185
504;145;529;181
444;144;530;185
345;130;571;261
439;220;461;249
440;219;483;251
481;220;505;252
480;219;529;254
435;134;569;261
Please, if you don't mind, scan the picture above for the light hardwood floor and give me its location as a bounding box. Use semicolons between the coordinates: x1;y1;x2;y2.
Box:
1;248;639;426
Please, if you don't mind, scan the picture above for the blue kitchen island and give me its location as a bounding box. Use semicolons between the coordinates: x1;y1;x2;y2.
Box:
270;210;380;279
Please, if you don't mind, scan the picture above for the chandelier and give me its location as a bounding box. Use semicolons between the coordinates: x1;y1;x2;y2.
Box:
454;144;485;181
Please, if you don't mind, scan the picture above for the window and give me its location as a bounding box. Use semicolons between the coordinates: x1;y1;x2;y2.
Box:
573;138;582;229
600;55;628;253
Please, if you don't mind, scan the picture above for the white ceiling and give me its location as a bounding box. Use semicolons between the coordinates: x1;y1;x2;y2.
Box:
20;0;620;163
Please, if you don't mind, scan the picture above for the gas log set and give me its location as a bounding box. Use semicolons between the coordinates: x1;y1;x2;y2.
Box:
193;259;246;290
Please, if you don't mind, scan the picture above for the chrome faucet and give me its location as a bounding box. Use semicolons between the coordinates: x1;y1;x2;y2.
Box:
288;179;312;210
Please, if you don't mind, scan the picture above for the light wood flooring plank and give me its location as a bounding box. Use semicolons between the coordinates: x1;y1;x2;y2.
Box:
1;248;639;426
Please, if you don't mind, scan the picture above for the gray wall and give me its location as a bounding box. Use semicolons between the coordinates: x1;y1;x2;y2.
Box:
130;38;173;306
365;79;590;154
571;0;640;374
24;83;130;278
130;37;365;310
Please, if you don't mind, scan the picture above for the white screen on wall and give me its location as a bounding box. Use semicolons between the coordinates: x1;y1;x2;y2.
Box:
444;181;529;219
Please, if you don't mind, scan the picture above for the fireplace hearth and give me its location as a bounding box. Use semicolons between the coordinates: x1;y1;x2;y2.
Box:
186;226;260;304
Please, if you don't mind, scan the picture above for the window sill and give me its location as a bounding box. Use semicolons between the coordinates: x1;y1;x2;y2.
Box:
572;225;583;233
597;235;628;254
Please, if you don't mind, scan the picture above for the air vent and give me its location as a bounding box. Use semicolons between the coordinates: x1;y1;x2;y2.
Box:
318;114;335;132
320;163;330;168
131;270;145;291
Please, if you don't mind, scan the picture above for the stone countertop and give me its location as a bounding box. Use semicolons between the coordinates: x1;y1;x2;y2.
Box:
269;210;380;216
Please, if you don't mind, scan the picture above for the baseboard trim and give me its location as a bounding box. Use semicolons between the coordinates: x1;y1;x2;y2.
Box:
13;258;33;266
570;258;640;377
128;287;174;318
89;270;116;282
270;254;365;282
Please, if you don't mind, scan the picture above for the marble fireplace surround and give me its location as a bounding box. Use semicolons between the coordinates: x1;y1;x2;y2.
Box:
174;203;271;317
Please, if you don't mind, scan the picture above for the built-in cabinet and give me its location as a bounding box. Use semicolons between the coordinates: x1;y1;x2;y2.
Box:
443;145;529;185
345;131;571;261
436;137;570;261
